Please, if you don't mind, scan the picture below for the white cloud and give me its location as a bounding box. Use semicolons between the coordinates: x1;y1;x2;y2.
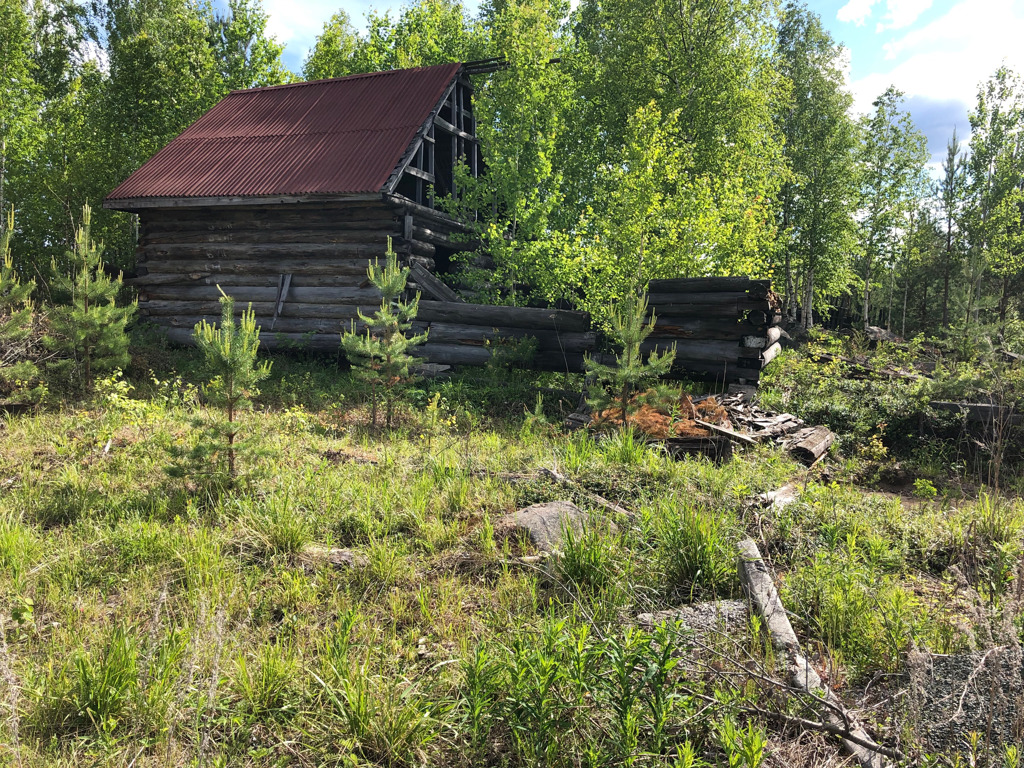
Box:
849;0;1024;116
875;0;932;31
838;0;932;31
838;0;879;25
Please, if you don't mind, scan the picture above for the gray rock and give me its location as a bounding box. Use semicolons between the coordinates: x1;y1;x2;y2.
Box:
908;647;1024;752
505;501;586;552
301;545;368;569
638;600;749;637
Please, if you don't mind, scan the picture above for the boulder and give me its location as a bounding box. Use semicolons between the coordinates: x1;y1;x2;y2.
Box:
504;500;586;553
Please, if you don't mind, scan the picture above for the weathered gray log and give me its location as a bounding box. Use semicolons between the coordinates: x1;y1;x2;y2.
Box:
423;323;597;353
137;258;374;276
738;539;886;768
648;277;771;297
139;300;377;318
139;285;381;303
746;310;782;326
930;401;1023;426
650;315;764;340
647;290;768;306
417;343;587;372
694;419;757;446
139;243;388;259
133;273;371;288
640;339;763;361
645;299;773;317
417;301;591;333
408;263;461;302
157;314;357;335
787;425;835;465
760;341;782;367
742;326;783;348
662;436;733;461
140;228;402;245
163;326;340;351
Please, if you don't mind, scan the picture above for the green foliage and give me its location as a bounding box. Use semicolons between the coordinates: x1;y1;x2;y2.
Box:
0;207;44;403
654;499;737;600
44;204;136;392
856;87;929;329
192;289;272;478
303;10;362;80
210;0;291;90
341;238;428;430
585;291;675;426
776;4;858;328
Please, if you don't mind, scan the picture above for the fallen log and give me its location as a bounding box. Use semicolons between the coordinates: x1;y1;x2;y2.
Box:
786;425;835;465
738;539;890;768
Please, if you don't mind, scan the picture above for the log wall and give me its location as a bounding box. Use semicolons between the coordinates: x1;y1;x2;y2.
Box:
643;277;783;385
133;203;781;385
133;200;466;344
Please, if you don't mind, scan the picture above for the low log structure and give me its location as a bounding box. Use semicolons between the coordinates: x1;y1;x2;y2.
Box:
644;277;784;385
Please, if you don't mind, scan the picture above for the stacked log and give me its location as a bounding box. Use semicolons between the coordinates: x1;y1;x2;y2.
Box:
132;200;468;350
415;301;594;373
643;277;783;385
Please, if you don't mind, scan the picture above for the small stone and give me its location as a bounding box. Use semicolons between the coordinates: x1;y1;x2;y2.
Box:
301;545;368;569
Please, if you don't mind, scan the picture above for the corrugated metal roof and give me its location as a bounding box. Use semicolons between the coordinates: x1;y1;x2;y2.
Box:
106;63;462;203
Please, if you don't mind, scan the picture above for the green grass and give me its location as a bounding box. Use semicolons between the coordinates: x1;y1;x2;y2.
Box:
0;345;1021;765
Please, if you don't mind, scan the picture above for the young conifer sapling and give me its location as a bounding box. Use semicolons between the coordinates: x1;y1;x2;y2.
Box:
341;238;428;429
44;204;136;391
585;291;675;429
193;289;272;478
0;207;41;401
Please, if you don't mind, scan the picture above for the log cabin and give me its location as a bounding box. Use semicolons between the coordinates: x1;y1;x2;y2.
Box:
104;62;482;349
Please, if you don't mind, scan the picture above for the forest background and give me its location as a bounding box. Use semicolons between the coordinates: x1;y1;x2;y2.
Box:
2;0;1023;340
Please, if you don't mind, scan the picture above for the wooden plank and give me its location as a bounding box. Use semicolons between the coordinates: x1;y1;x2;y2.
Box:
408;263;461;303
694;419;757;446
139;228;402;245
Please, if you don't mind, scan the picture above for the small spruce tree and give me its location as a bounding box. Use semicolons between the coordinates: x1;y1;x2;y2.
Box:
0;207;43;402
45;204;136;391
341;238;428;429
193;289;272;479
585;291;675;428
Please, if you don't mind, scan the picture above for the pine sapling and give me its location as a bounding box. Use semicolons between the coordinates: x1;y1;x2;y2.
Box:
585;291;675;428
341;238;428;429
0;207;43;402
44;204;136;391
193;289;272;478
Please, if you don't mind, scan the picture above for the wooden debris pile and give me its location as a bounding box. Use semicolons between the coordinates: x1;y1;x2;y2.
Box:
570;390;835;465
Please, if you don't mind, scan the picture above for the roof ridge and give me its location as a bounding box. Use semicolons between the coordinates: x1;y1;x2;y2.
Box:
229;61;463;95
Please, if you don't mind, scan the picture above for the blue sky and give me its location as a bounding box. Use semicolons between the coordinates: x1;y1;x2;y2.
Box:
265;0;1024;164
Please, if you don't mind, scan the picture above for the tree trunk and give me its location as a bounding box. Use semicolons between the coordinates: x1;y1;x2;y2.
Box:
862;256;871;329
999;274;1009;330
784;250;796;324
802;267;814;330
942;268;950;329
901;274;909;339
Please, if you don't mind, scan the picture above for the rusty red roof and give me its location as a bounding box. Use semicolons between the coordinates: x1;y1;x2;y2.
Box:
106;63;462;204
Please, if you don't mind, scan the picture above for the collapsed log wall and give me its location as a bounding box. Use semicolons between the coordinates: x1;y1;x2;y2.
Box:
134;208;781;384
643;277;783;385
